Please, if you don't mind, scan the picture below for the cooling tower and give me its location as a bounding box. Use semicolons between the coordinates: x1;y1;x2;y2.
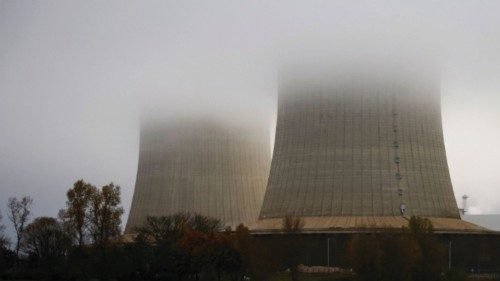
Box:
125;119;271;233
259;69;461;221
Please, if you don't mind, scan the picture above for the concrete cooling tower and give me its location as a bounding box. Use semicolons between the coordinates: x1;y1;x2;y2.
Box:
259;69;462;224
125;119;271;233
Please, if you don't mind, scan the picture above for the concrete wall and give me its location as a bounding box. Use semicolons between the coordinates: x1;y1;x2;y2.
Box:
126;119;271;233
260;74;460;219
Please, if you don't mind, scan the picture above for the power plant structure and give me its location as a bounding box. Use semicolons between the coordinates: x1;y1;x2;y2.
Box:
123;64;496;270
125;118;271;233
255;68;483;233
125;65;486;234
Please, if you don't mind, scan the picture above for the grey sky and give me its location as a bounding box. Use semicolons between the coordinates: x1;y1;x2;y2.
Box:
1;1;500;239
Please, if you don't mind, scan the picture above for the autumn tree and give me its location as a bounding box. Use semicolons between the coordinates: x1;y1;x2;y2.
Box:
281;215;305;281
177;230;211;279
134;213;230;280
347;216;446;281
206;230;242;281
234;224;274;281
346;234;384;281
347;231;424;281
404;216;446;281
177;225;240;281
88;182;124;255
59;179;95;247
7;196;33;258
380;233;421;281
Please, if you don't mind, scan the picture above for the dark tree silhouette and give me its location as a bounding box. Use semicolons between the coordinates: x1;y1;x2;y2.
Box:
234;224;275;281
281;215;305;281
0;211;8;250
7;196;33;259
404;216;446;281
22;217;71;264
347;216;447;281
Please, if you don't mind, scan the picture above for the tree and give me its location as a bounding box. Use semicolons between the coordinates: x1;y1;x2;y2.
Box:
346;216;446;281
22;217;71;262
0;211;8;250
88;183;124;255
347;232;423;281
234;224;274;281
135;213;222;244
0;211;11;273
177;228;241;281
205;230;242;281
59;179;95;247
189;213;223;233
381;232;423;281
133;214;193;280
7;196;33;258
346;234;384;281
133;213;228;280
404;216;446;281
133;215;187;280
281;216;305;281
136;213;190;244
21;217;71;279
177;230;211;280
282;215;305;233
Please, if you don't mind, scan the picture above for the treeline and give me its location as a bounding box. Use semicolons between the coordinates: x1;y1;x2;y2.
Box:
0;180;125;280
0;179;481;281
0;179;283;280
346;217;467;281
129;214;275;281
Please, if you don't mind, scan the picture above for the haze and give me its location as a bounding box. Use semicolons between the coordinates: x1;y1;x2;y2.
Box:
1;1;500;239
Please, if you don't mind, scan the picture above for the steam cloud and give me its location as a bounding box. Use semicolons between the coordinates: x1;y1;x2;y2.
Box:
1;1;500;239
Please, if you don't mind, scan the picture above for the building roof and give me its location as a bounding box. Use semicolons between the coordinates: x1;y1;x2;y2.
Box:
247;216;493;234
462;215;500;232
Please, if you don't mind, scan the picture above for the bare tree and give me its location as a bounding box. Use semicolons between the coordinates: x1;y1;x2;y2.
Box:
136;212;222;244
282;215;305;233
7;196;33;258
0;211;9;249
59;179;95;247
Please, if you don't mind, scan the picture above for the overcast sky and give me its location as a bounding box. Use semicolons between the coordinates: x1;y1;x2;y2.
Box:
1;1;500;239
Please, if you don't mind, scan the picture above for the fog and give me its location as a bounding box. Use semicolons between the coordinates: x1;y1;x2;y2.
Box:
1;1;500;239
